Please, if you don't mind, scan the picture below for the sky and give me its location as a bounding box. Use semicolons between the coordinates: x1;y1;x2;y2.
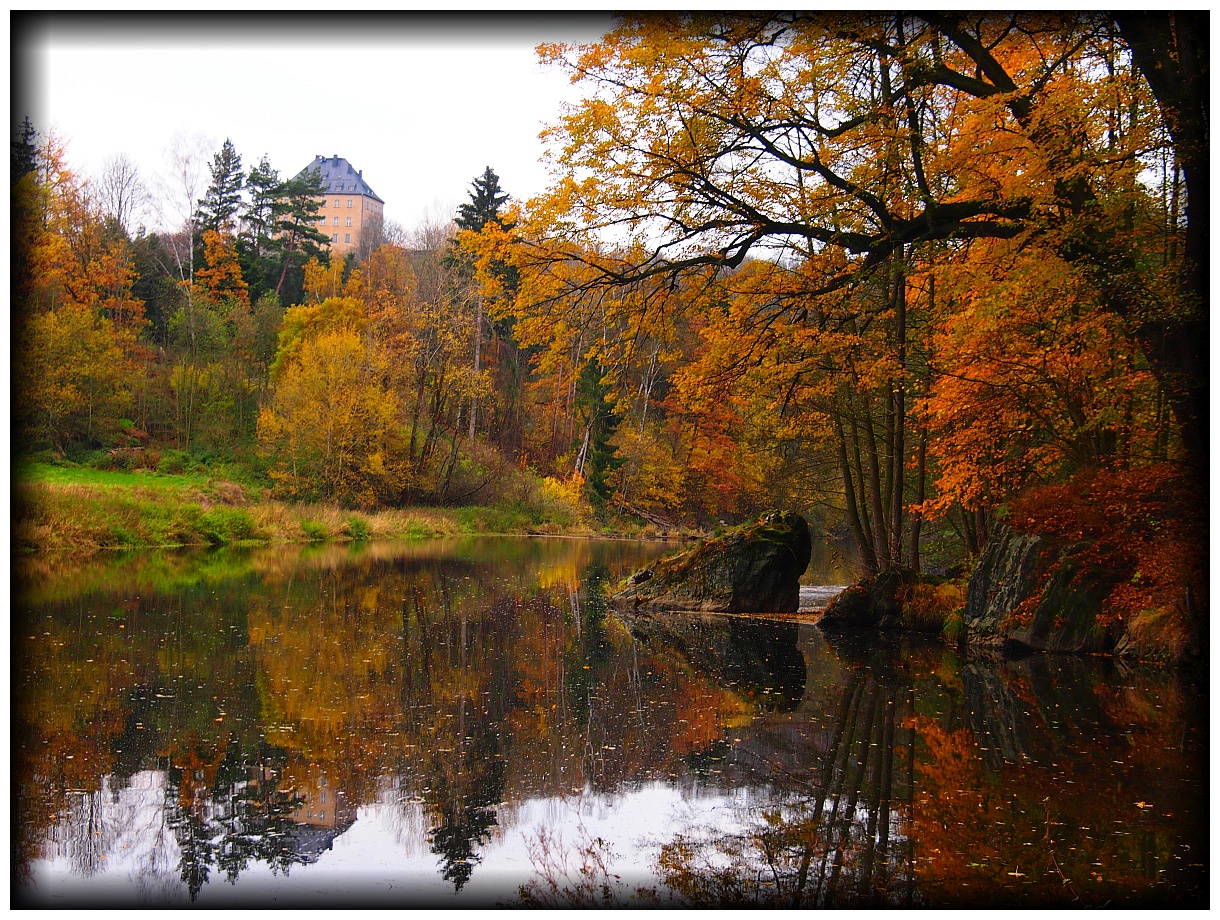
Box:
15;13;615;234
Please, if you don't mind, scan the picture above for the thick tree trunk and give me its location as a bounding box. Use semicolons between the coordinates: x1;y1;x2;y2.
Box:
1112;14;1208;474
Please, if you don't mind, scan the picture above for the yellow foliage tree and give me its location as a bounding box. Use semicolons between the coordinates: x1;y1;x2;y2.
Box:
258;326;403;506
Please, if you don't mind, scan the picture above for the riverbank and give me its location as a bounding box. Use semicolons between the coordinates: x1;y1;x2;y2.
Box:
13;461;608;554
816;465;1205;665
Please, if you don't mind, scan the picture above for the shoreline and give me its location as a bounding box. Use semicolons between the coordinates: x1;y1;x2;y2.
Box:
13;464;699;555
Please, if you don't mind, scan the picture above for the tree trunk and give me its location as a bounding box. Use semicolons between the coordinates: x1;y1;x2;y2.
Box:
469;294;482;440
861;409;891;571
1112;14;1208;475
888;253;907;566
836;414;878;576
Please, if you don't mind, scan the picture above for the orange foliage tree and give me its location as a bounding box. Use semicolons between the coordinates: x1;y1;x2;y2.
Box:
17;132;145;451
507;13;1196;563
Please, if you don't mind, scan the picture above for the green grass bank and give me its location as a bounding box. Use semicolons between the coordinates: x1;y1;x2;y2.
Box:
13;461;598;554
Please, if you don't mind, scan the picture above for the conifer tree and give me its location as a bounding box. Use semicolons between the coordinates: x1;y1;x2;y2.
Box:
575;358;623;506
12;116;39;312
448;166;515;279
11;115;37;182
271;168;330;300
450;167;521;444
195;138;244;236
242;155;281;255
455;166;510;233
238;154;287;300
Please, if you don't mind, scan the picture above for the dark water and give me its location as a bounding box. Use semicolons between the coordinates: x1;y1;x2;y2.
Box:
13;538;1207;908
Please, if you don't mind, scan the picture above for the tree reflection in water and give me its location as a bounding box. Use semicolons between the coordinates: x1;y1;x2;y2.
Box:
653;635;917;908
641;629;1206;908
13;540;1206;907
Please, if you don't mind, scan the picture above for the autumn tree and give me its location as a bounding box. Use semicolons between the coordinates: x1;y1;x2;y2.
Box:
258;319;402;506
19;303;135;451
516;13;1199;566
196;229;249;306
16;131;144;452
451;166;521;446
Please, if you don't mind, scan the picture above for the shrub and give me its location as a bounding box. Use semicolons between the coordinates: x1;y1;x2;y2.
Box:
197;507;260;545
1008;464;1205;630
300;519;328;541
904;581;967;634
344;515;370;541
536;474;593;529
157;449;190;475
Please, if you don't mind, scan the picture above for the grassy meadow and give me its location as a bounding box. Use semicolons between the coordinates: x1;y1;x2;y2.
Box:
13;461;599;554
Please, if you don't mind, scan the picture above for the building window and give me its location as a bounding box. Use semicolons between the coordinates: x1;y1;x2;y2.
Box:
344;234;351;243
331;234;337;242
320;791;327;804
333;217;339;226
347;199;353;208
333;199;340;207
345;217;352;226
318;218;326;226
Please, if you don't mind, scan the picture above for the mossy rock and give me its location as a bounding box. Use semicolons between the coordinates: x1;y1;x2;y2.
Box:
817;568;927;632
962;521;1202;661
613;511;811;613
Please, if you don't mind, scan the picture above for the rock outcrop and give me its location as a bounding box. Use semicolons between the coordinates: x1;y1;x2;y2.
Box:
817;568;920;631
963;521;1202;662
613;511;812;613
964;523;1120;654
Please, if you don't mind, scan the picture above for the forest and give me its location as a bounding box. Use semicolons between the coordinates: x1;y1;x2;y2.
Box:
13;12;1207;581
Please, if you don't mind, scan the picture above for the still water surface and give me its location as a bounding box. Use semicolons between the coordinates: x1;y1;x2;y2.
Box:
13;537;1206;907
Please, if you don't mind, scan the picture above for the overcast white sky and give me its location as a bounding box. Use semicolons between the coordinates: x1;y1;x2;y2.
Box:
16;14;615;234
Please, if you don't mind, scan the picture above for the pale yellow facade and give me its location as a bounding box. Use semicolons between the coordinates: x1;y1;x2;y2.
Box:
295;155;385;259
315;192;384;258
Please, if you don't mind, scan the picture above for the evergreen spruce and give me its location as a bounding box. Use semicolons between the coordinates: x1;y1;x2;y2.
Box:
271;168;330;301
11;115;37;183
455;165;510;232
195;138;244;236
575;359;623;507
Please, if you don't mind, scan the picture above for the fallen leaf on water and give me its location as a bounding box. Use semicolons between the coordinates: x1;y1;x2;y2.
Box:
1134;801;1153;809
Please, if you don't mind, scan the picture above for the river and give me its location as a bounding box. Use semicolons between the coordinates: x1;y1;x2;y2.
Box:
13;537;1207;907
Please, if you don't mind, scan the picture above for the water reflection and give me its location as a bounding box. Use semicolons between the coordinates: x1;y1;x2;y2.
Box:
13;539;1206;907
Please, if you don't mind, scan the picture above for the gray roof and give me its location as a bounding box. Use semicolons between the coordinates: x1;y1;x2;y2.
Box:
295;155;384;204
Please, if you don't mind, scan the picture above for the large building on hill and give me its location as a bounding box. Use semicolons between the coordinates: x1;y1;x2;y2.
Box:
295;155;385;258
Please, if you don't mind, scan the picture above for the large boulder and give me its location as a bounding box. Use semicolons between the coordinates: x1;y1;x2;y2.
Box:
816;568;920;631
613;511;812;613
